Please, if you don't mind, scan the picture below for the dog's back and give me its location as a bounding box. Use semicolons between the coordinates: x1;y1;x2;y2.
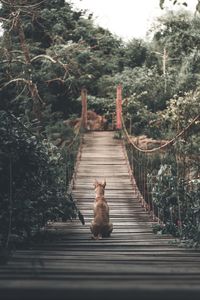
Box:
94;197;109;225
90;180;113;239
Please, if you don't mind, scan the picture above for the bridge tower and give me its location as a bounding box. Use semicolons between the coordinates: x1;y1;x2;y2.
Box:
81;88;87;129
116;84;122;130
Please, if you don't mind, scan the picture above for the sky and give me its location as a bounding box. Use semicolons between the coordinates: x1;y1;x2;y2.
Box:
71;0;198;41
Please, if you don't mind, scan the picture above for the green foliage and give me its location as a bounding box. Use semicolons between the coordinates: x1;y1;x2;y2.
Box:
113;130;122;140
159;90;200;136
87;95;115;122
122;94;156;136
152;222;179;236
122;39;148;69
151;161;200;245
146;11;200;101
154;11;200;57
45;120;73;144
114;66;170;111
0;0;123;118
176;49;200;91
0;111;78;249
159;0;200;11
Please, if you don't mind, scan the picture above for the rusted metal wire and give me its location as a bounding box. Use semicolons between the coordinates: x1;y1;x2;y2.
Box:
122;114;200;154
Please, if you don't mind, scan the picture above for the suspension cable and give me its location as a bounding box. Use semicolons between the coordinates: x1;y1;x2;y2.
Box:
122;114;200;154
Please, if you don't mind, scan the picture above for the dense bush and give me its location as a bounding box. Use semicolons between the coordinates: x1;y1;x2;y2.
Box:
0;111;77;248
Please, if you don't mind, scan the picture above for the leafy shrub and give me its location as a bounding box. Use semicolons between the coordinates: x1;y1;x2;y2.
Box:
0;111;77;249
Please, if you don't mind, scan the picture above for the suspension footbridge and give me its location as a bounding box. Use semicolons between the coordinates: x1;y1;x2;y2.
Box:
0;129;200;300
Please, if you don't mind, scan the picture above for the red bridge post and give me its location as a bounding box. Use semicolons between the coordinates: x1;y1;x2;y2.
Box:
116;84;122;130
81;88;87;129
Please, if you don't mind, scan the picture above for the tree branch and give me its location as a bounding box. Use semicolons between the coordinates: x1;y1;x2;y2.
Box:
0;78;29;91
31;54;57;64
31;54;68;71
45;78;64;85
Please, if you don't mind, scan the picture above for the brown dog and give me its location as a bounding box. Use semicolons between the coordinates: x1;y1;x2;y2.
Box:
90;179;113;240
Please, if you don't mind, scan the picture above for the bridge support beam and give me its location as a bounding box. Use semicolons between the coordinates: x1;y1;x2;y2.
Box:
81;88;87;129
116;84;122;130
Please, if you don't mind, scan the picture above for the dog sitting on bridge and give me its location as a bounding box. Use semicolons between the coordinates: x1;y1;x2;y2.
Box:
90;179;113;240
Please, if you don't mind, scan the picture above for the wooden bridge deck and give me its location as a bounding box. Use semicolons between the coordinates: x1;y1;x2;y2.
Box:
0;131;200;300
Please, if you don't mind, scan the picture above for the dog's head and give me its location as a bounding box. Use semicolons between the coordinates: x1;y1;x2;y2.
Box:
94;179;106;197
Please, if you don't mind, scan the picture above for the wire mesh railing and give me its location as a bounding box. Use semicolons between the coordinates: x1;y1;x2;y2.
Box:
121;113;200;244
62;120;83;193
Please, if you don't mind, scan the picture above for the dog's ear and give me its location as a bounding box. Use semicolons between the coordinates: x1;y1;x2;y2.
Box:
94;179;98;188
102;179;106;188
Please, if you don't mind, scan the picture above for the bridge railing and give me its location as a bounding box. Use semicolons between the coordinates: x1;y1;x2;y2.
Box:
64;124;82;192
120;95;200;242
63;90;89;193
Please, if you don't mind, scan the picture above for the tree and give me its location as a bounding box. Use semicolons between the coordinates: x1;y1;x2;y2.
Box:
122;39;148;69
160;0;200;11
0;0;122;119
153;11;200;59
113;66;173;111
151;11;200;94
